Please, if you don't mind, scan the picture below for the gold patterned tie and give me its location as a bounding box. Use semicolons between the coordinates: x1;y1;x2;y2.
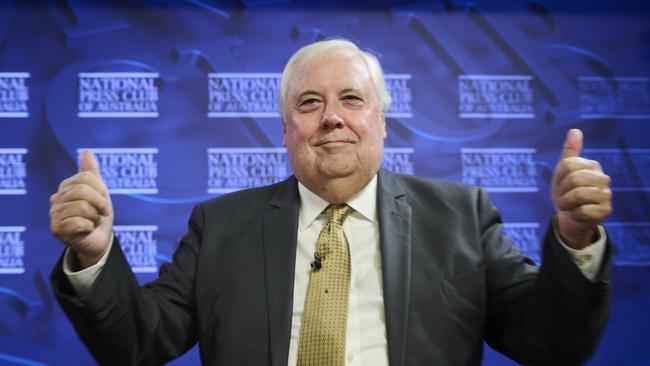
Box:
298;204;354;366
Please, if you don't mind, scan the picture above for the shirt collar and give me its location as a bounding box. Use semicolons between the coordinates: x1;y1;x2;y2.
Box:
298;174;378;231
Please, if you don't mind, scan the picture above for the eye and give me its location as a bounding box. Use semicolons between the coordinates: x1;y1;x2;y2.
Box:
341;95;365;107
299;98;319;107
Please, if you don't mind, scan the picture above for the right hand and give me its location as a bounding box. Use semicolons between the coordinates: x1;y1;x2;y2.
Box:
551;129;612;249
50;150;114;269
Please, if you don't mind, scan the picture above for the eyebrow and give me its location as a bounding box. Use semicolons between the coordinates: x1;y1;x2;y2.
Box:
339;88;364;96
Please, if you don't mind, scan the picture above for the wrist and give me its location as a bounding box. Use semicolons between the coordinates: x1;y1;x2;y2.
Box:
555;215;599;250
69;232;114;271
69;246;108;271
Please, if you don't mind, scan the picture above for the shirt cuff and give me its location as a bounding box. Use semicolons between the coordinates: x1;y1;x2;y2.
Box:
62;233;113;298
553;224;607;282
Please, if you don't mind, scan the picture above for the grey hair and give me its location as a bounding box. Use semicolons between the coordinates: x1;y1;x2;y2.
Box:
278;38;392;116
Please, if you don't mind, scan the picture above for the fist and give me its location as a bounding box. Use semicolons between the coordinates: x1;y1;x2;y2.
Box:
50;150;114;268
551;129;612;249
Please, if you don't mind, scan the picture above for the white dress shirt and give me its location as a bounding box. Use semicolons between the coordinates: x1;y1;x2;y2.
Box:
64;174;607;366
288;175;389;366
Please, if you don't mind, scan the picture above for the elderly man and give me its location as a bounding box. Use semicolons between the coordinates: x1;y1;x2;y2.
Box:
50;39;612;366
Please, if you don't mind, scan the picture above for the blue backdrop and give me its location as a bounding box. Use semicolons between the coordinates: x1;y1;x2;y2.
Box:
0;0;649;365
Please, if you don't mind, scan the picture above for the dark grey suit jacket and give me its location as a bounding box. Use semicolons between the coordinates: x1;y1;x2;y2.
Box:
50;171;611;365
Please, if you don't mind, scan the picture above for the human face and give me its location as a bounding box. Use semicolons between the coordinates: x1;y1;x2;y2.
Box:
282;47;387;191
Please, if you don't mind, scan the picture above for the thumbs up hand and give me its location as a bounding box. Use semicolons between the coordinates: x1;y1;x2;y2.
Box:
551;129;612;249
50;150;114;269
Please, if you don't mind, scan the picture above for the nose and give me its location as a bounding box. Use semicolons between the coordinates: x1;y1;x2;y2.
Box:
321;103;345;129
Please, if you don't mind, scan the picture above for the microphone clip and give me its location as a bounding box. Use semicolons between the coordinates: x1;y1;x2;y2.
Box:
311;252;323;271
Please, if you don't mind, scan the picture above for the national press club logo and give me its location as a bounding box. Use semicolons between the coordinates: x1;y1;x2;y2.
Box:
0;226;25;274
208;73;278;117
207;148;289;193
582;149;650;192
78;72;159;118
207;73;412;118
78;148;158;194
384;74;412;118
381;148;414;174
114;225;159;273
0;148;27;195
458;75;534;119
460;148;538;192
503;223;541;264
0;72;29;118
207;147;414;193
579;77;650;119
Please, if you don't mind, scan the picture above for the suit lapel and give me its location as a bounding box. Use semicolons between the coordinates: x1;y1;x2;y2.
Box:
263;177;300;366
377;171;412;366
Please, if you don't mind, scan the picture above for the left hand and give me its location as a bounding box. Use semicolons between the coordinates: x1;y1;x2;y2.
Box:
551;129;612;249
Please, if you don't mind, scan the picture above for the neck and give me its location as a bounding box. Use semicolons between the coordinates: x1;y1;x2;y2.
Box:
300;174;375;204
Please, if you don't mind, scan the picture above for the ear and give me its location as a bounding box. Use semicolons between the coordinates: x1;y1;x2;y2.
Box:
381;112;387;139
281;119;287;146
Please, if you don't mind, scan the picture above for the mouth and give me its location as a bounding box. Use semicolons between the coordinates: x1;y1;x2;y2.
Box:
314;140;355;147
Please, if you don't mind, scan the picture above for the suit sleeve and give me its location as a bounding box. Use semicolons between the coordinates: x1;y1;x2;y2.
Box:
49;203;206;365
479;188;612;365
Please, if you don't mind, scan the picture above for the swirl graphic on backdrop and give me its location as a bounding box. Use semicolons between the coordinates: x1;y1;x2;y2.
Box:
533;42;620;190
45;57;219;204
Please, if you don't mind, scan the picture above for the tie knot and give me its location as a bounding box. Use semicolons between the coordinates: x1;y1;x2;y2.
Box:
327;204;353;226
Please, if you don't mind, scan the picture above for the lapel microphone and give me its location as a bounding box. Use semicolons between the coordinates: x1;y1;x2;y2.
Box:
311;252;323;271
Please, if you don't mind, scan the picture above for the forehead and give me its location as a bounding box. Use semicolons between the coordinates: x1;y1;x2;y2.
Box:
289;48;374;94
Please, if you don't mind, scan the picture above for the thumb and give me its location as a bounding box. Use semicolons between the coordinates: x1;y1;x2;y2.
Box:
560;128;583;160
79;150;101;177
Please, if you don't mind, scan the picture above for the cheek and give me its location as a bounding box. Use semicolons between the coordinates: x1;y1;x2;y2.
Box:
363;120;387;143
288;115;317;136
285;124;314;150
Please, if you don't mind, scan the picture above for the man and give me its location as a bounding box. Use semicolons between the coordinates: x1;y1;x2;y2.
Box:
50;39;612;365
